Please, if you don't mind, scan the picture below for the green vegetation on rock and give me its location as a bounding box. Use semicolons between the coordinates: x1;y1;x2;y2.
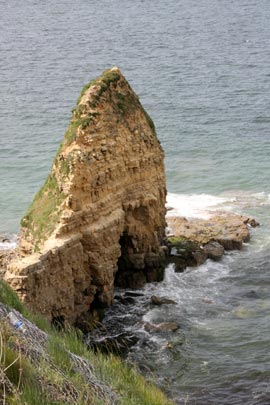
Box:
142;106;156;132
167;236;201;258
76;68;120;106
63;119;81;144
21;174;66;249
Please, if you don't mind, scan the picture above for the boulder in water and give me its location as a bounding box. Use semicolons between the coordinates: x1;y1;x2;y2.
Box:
143;321;180;333
151;295;176;306
203;241;224;261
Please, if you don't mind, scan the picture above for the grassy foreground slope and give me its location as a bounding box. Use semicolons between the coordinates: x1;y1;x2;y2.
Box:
0;280;173;404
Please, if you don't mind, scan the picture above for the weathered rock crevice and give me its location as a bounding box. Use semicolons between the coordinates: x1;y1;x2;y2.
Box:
5;68;167;324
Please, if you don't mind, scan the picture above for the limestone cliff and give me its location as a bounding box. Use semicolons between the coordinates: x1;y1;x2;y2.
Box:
5;68;167;324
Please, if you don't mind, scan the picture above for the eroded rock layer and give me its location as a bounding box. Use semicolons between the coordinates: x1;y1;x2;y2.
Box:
5;68;167;324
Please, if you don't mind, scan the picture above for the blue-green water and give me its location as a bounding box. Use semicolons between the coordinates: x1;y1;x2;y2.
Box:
1;1;270;403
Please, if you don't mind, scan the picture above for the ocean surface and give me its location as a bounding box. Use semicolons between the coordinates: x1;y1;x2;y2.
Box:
1;0;270;403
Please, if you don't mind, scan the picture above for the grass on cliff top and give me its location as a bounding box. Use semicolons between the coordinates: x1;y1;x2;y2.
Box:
60;67;156;149
60;70;119;148
76;68;121;106
21;174;66;251
75;68;156;134
0;280;173;404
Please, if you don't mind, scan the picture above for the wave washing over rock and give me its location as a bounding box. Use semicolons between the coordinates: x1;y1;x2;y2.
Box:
4;68;167;325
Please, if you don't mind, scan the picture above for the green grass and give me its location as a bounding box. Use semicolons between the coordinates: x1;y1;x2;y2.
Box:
0;279;51;333
63;119;81;144
0;280;173;404
142;106;156;132
0;322;51;404
92;354;171;405
167;236;201;259
76;68;120;106
61;113;100;148
47;335;73;373
0;280;25;315
20;174;66;249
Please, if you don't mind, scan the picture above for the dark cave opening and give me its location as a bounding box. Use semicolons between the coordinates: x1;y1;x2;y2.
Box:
116;232;134;273
115;231;147;289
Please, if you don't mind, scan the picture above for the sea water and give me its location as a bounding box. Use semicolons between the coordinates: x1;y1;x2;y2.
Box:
1;0;270;403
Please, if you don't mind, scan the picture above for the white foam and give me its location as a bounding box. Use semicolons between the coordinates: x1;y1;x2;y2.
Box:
166;192;234;219
0;235;17;250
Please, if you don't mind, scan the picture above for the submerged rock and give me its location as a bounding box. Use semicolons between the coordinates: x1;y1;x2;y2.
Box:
86;332;139;355
244;290;260;299
0;236;11;243
143;321;180;333
151;295;176;306
5;68;167;324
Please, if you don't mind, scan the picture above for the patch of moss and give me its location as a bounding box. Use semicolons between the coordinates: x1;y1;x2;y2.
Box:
115;92;128;113
62;113;100;148
79;116;94;130
167;236;201;258
63;119;81;145
101;69;121;87
60;157;70;177
72;103;85;118
116;92;125;101
21;174;66;248
76;81;93;105
142;106;156;132
76;69;121;107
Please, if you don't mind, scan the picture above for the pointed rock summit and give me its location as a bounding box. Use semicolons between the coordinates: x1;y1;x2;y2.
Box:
6;68;167;324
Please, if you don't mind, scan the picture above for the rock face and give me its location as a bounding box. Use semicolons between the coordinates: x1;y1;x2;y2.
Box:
0;250;15;278
203;241;224;261
5;68;167;324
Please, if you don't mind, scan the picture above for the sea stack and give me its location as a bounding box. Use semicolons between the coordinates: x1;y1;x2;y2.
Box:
5;68;167;324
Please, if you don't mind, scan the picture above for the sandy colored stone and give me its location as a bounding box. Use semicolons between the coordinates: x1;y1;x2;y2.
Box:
6;68;167;324
167;212;258;251
0;249;16;278
203;241;224;260
151;295;176;305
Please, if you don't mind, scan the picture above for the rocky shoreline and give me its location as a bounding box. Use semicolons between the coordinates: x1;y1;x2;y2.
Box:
0;209;259;357
166;212;259;272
